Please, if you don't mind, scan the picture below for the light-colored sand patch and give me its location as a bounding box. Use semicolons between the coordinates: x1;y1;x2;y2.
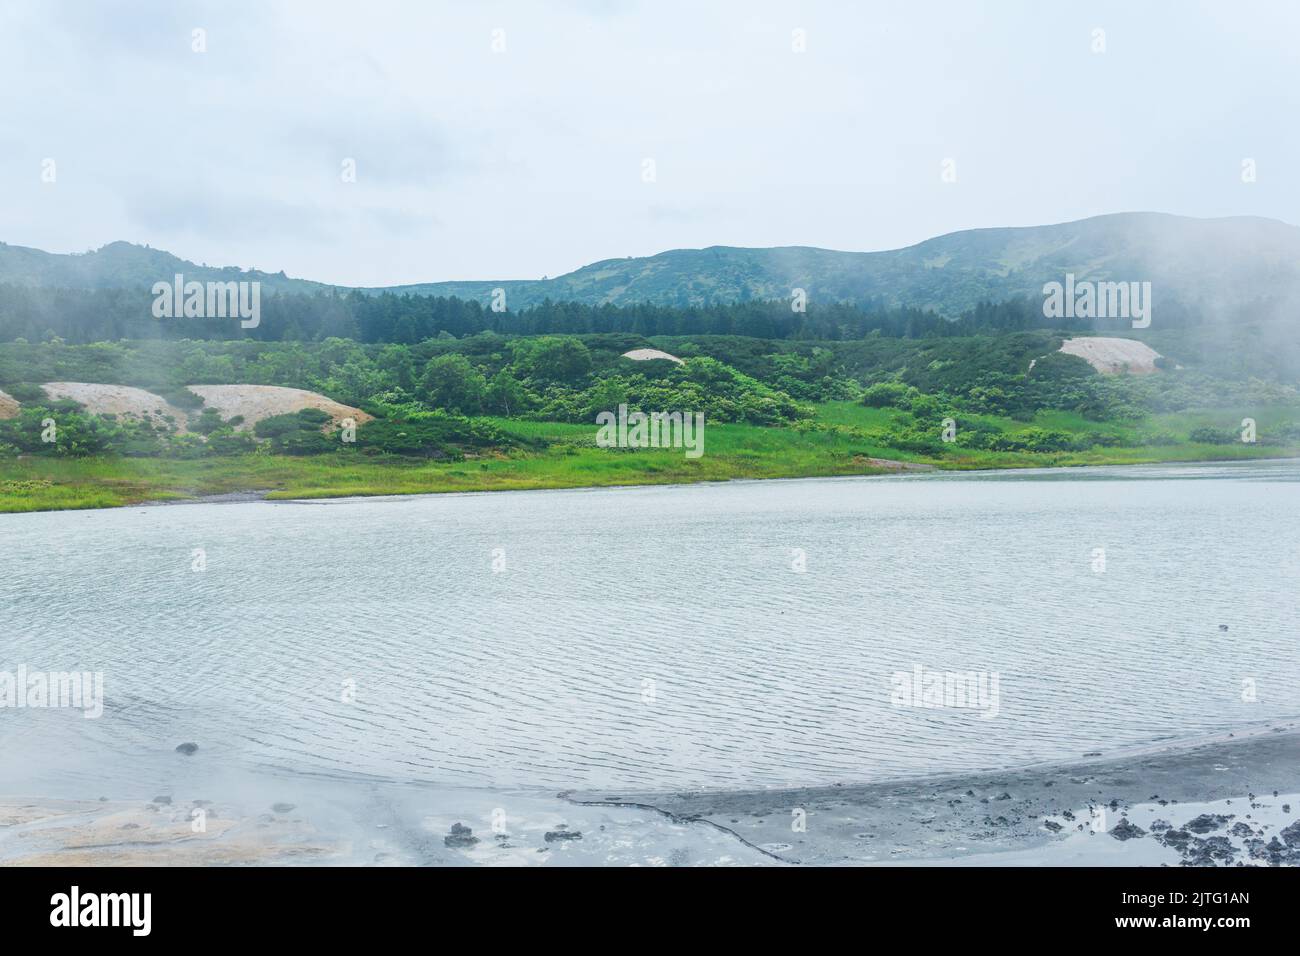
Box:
41;383;189;430
0;388;19;419
0;797;340;866
855;457;936;472
621;348;685;365
51;807;238;849
1059;337;1162;375
186;385;372;432
11;843;335;867
0;799;93;827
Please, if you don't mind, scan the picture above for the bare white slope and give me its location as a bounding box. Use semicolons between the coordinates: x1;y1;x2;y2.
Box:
0;388;18;420
1059;337;1162;375
186;385;373;431
41;383;190;430
620;348;684;365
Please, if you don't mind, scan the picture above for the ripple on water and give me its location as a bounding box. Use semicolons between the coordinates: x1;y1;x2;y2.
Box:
1;462;1298;792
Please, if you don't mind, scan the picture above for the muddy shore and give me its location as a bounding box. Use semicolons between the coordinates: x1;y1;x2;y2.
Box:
569;722;1300;866
4;726;1297;866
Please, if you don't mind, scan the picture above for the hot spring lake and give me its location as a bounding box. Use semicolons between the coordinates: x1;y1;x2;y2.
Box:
2;459;1298;798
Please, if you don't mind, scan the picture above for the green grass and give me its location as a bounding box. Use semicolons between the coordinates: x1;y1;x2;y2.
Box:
2;403;1297;513
813;402;907;429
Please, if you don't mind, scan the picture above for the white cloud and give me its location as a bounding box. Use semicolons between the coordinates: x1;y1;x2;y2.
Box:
0;0;1296;286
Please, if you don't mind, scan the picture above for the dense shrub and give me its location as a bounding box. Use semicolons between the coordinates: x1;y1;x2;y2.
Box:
254;409;336;454
3;382;49;402
1188;426;1238;445
356;410;518;458
861;381;913;408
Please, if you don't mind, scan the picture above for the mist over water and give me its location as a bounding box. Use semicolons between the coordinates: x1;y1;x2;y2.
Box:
2;460;1298;799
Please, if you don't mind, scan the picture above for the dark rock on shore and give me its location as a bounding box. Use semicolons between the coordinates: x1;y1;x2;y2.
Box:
1248;836;1300;865
1183;835;1235;866
544;825;583;842
1185;813;1232;833
1158;828;1192;847
1110;818;1146;841
444;822;479;848
1280;820;1300;846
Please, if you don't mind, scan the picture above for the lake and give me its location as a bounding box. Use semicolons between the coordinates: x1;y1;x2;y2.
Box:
2;459;1298;799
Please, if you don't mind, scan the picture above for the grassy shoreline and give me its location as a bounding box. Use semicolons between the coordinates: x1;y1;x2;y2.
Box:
2;404;1297;514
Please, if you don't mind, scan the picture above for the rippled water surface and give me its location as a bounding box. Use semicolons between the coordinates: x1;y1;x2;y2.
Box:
3;460;1299;795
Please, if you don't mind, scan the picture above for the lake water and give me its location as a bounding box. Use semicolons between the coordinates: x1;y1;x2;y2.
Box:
2;460;1299;798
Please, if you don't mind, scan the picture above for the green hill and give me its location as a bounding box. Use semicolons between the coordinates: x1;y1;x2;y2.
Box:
0;240;333;296
378;212;1300;315
4;213;1299;318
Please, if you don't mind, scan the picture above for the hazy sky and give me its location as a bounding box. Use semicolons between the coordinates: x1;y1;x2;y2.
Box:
2;0;1297;286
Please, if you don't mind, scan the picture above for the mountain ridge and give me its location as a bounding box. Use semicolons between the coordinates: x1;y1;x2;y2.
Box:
3;212;1298;317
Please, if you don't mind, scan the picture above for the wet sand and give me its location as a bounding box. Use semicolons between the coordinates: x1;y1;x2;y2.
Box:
0;796;339;866
570;722;1300;866
5;726;1298;866
0;783;774;867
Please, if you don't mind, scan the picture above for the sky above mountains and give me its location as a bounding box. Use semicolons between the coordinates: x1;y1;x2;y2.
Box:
1;0;1297;287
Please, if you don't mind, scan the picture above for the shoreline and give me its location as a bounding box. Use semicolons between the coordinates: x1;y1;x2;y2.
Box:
568;720;1300;866
4;451;1297;516
5;723;1298;866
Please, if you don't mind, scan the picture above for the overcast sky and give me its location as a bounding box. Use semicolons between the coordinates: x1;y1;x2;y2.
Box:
1;0;1296;286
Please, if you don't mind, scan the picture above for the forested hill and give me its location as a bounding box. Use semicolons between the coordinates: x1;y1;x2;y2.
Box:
4;212;1299;316
0;240;332;296
382;213;1300;315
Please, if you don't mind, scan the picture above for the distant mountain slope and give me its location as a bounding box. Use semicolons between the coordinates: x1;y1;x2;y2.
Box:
0;240;331;296
4;213;1299;316
382;213;1300;315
